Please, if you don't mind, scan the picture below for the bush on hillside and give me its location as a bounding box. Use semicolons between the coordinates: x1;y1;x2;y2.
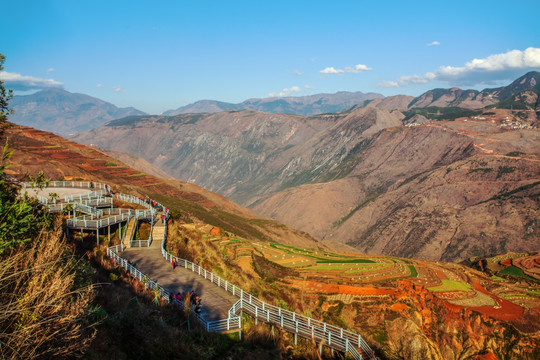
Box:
0;222;95;359
0;141;52;254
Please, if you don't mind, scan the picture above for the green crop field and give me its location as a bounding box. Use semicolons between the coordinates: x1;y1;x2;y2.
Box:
316;258;375;264
428;280;471;292
499;266;538;281
408;265;418;278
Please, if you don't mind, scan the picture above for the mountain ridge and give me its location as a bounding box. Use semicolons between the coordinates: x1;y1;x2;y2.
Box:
163;91;383;116
9;87;146;135
406;71;540;109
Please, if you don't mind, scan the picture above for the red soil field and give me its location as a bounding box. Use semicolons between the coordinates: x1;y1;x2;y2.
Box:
388;303;409;312
468;281;524;321
473;351;499;360
287;279;396;296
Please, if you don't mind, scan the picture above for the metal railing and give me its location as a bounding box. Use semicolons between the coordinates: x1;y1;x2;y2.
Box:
36;192;109;205
67;208;153;229
22;180;109;191
41;197;113;212
107;245;241;332
160;215;376;359
130;240;152;247
114;193;156;211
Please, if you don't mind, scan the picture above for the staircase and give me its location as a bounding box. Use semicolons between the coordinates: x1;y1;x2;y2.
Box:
150;214;165;249
122;217;136;248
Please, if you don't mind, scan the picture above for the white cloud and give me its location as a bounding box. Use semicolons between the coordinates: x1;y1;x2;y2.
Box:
293;69;303;76
377;80;399;88
427;41;440;46
46;68;55;73
0;71;63;91
304;84;314;89
320;67;342;74
320;66;345;74
268;86;301;97
320;64;372;75
113;86;125;93
378;47;540;87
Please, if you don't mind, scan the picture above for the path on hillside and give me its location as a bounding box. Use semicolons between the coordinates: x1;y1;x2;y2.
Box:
120;213;238;322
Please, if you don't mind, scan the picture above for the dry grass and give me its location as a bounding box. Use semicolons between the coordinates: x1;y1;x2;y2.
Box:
0;221;95;359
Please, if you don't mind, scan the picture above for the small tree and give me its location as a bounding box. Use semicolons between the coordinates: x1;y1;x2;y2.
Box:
0;53;13;133
0;54;51;254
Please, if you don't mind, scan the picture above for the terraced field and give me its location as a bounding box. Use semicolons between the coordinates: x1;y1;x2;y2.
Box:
188;224;540;323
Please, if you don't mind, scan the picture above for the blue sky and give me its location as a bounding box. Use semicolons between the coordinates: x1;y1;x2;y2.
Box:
1;0;539;114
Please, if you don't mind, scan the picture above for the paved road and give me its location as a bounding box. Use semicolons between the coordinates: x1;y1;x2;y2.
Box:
121;244;238;322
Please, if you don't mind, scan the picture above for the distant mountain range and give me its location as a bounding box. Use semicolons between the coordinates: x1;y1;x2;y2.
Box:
162;91;384;116
9;88;146;135
9;72;539;136
164;71;540;115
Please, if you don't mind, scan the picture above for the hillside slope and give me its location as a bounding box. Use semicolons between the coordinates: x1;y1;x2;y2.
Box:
70;107;403;204
70;109;540;263
4;123;323;249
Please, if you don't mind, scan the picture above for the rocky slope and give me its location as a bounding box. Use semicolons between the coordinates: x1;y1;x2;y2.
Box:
360;94;415;111
70;107;403;203
253;118;540;262
9;88;146;135
163;91;383;116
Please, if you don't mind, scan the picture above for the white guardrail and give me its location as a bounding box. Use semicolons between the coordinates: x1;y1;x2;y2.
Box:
23;180;108;191
67;208;153;228
107;244;241;332
158;214;376;359
47;197;113;213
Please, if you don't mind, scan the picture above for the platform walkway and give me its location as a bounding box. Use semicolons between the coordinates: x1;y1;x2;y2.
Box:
120;246;238;322
27;181;376;359
121;213;238;322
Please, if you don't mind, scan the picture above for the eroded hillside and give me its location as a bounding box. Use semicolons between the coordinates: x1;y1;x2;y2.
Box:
254;117;540;262
70;107;403;203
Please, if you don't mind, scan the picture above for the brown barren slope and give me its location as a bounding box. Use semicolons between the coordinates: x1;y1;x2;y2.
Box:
253;118;540;262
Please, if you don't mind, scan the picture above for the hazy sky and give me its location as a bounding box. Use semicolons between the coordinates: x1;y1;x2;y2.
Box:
1;0;539;114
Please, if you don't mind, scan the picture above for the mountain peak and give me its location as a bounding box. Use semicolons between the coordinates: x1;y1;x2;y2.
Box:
509;70;539;90
9;88;146;135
